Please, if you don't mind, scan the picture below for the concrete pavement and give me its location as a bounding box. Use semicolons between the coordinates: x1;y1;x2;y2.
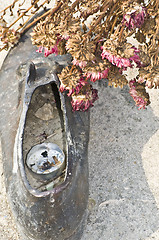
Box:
1;1;159;239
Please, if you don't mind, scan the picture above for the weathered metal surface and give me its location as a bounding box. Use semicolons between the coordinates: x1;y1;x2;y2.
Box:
0;23;90;240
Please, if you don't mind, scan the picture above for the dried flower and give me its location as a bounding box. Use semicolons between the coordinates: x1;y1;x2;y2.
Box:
1;0;158;111
72;58;87;69
101;38;141;68
129;47;142;68
80;2;100;20
122;2;147;30
83;59;110;82
36;45;58;57
71;84;98;111
35;37;67;57
56;18;81;40
108;66;128;88
66;34;96;64
129;79;150;109
0;18;7;33
101;48;131;68
58;65;87;96
85;69;109;82
140;16;156;36
0;29;20;49
139;66;159;89
30;15;59;49
137;45;150;67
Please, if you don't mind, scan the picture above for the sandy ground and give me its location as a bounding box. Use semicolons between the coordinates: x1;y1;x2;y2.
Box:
1;1;159;240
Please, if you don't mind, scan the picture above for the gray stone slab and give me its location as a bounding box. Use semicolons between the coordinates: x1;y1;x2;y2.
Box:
81;81;159;240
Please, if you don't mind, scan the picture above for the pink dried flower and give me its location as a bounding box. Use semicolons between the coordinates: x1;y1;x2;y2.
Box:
84;68;109;82
122;7;147;30
71;86;98;111
59;83;66;93
59;77;87;97
61;34;70;41
129;79;149;109
129;54;141;67
45;46;58;57
72;58;87;68
129;47;142;67
145;81;153;89
36;45;58;57
68;78;87;96
137;77;145;84
36;38;61;57
75;78;87;94
101;48;131;68
101;46;142;69
36;46;43;53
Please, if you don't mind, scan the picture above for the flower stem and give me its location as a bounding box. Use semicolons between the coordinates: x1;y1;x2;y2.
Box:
64;0;80;19
118;25;124;42
110;15;118;35
84;2;111;38
70;65;75;74
3;0;39;34
0;0;19;14
83;0;119;42
20;2;62;34
47;1;63;18
17;0;50;32
105;2;120;24
0;44;8;52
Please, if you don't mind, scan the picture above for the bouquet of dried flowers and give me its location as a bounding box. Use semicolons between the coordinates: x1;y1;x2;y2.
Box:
0;0;158;111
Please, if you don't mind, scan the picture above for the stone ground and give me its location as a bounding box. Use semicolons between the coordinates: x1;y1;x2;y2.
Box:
1;1;159;240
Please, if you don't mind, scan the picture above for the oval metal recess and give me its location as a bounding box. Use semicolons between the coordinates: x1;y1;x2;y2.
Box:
26;142;65;180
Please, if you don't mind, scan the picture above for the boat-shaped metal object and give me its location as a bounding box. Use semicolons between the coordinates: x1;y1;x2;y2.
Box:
0;18;90;240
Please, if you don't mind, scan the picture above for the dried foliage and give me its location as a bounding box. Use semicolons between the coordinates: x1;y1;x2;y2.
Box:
108;66;128;88
58;65;86;96
129;79;150;109
66;34;96;63
0;0;159;111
